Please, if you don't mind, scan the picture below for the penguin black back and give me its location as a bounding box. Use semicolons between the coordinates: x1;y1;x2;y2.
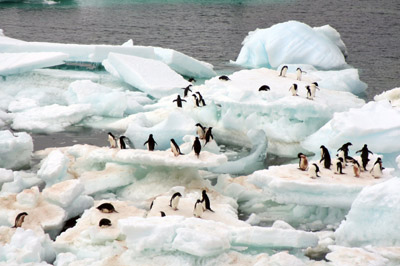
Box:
97;203;118;213
144;134;157;151
320;145;331;169
99;218;112;227
204;127;213;146
219;75;230;81
13;212;28;228
201;190;214;212
119;136;127;149
160;211;166;217
182;85;192;97
258;85;270;91
169;192;182;207
193;137;201;158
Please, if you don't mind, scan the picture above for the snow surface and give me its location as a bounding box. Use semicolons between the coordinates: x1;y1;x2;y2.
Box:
0;130;33;170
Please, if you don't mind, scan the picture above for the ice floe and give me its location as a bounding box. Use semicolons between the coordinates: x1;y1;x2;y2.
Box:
0;130;33;170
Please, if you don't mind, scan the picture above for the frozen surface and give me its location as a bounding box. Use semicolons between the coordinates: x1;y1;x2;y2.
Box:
37;150;71;187
0;130;33;170
374;87;400;107
103;52;191;98
234;21;347;70
335;177;400;247
326;246;389;266
0;52;68;76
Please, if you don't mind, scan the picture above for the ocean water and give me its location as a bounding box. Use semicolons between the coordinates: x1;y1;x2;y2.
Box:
0;0;399;101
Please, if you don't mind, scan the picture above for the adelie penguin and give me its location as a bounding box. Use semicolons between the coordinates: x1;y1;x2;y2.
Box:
258;85;270;92
12;212;28;228
144;134;157;151
170;138;184;157
192;94;200;107
193;199;203;218
337;142;352;161
334;157;344;174
201;190;214;212
352;159;361;177
296;67;305;81
306;86;313;100
188;77;196;83
107;132;117;148
99;218;112;228
289;84;298;96
310;82;320;98
370;158;383;179
118;136;128;149
97;203;118;213
279;65;288;77
182;85;192;97
173;95;186;108
195;123;206;139
308;163;320;179
219;75;230;81
320;145;331;169
298;153;308;171
169;192;182;210
196;92;206;106
204;127;213;146
356;144;373;171
192;137;202;158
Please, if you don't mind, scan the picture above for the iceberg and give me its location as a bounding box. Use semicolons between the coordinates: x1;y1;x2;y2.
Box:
37;150;71;187
0;130;33;170
0;52;68;76
374;87;400;107
234;21;347;70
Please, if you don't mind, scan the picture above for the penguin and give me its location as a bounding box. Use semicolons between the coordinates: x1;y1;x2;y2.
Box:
334;157;344;174
182;85;192;97
296;67;305;81
352;159;361;177
169;192;182;210
144;134;157;151
356;144;373;171
204;127;213;146
370;158;383;178
99;218;112;227
279;65;288;77
306;86;313;100
173;95;186;108
160;211;166;217
337;142;352;161
119;136;128;149
298;153;308;171
97;203;118;213
310;82;320;98
193;137;201;158
308;163;320;179
195;123;206;139
12;212;28;228
201;190;214;212
289;84;298;96
188;77;196;83
107;132;117;148
320;145;331;169
192;94;200;107
258;85;270;91
170;139;184;156
193;199;203;218
337;150;346;169
196;92;206;106
219;75;230;81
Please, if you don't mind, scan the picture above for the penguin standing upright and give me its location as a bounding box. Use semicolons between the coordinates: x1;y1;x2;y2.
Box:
370;158;383;178
173;95;186;108
310;82;320;98
144;134;157;151
13;212;28;228
298;153;308;171
182;85;192;97
193;199;204;218
289;84;298;96
170;139;184;156
107;132;117;148
296;67;304;81
97;203;118;213
356;144;373;171
337;142;352;161
320;145;331;169
196;92;206;106
334;157;344;174
279;65;288;77
195;123;206;139
169;192;182;211
204;127;213;146
201;190;214;212
306;86;313;100
192;94;200;107
192;137;201;158
308;163;320;179
352;159;361;177
119;136;128;149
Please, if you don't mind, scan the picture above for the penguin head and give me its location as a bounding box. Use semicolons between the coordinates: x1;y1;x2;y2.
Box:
160;211;166;217
108;132;114;137
320;145;325;149
298;153;304;158
312;82;319;87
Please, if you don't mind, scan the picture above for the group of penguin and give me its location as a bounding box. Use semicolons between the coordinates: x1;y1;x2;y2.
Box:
298;142;384;179
96;190;214;228
173;78;207;108
107;123;214;159
278;65;320;100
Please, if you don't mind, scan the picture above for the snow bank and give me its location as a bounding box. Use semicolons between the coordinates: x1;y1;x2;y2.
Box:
234;21;347;70
0;130;33;170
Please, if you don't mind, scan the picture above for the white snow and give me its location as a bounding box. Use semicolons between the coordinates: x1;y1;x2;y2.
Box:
0;130;33;170
234;21;347;70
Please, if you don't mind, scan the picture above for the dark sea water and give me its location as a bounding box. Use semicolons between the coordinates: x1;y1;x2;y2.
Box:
0;0;399;101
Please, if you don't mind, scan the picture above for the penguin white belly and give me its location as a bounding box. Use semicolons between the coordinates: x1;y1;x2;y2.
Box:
171;196;180;210
371;164;382;178
194;202;203;218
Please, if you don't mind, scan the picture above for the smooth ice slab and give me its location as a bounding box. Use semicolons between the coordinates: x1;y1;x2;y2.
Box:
0;52;68;76
234;21;347;70
0;130;33;170
335;178;400;246
103;52;191;98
